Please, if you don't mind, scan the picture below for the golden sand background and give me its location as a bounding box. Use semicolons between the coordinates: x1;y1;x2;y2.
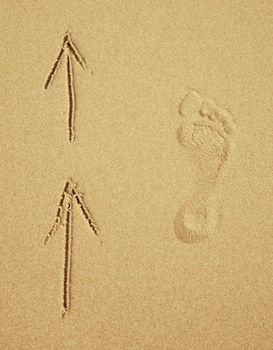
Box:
0;1;273;349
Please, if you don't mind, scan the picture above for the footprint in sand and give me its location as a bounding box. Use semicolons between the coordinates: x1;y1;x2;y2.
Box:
174;90;236;243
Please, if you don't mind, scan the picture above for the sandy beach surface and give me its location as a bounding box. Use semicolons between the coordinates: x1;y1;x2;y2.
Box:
1;1;273;349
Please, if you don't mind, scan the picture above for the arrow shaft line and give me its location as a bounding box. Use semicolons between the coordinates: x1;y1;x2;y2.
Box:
67;53;75;143
72;187;99;236
44;47;65;90
62;195;73;318
44;180;70;245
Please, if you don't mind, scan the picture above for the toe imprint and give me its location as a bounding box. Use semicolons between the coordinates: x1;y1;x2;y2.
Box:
178;90;235;143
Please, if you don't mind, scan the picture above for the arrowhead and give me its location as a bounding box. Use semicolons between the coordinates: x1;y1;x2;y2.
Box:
44;32;86;90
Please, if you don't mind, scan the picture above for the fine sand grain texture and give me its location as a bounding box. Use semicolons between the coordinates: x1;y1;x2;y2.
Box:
1;1;273;349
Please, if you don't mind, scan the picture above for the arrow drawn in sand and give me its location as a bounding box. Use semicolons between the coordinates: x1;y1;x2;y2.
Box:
44;179;101;318
44;32;88;143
